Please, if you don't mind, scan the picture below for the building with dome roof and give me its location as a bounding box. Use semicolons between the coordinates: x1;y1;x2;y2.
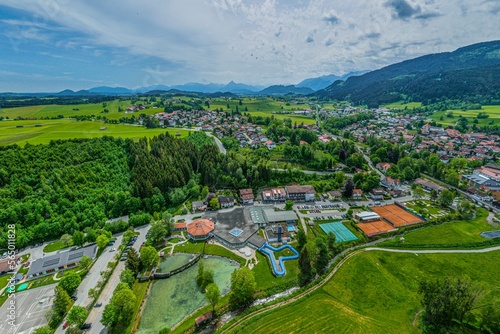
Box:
186;219;215;241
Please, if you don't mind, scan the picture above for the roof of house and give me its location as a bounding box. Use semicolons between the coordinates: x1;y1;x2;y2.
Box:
328;190;342;197
285;185;316;194
27;245;97;277
0;257;18;273
353;189;363;194
239;188;253;195
218;196;235;204
174;222;187;229
187;219;215;237
263;188;286;197
415;178;445;191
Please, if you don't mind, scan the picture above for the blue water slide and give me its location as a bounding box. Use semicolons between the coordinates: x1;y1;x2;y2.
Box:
259;243;299;277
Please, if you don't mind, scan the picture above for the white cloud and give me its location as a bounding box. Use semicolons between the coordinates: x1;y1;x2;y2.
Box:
1;0;500;86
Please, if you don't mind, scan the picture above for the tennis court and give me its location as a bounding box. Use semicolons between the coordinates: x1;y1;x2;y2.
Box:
357;220;397;237
319;222;358;242
372;204;424;227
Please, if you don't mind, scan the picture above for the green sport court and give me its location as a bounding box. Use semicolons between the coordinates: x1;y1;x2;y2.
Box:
319;222;358;242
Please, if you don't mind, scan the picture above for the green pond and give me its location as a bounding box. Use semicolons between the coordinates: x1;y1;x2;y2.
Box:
138;254;239;334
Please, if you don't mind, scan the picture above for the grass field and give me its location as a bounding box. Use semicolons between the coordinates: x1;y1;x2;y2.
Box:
0;120;190;146
431;105;500;126
209;97;316;125
43;240;70;253
383;102;423;109
232;250;500;334
379;208;496;246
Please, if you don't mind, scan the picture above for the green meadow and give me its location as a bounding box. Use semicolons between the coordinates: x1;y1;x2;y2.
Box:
383;101;423;109
431;105;500;126
0;120;189;146
209;97;316;124
231;250;500;334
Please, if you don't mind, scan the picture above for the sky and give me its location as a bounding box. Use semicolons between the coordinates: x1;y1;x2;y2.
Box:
0;0;499;92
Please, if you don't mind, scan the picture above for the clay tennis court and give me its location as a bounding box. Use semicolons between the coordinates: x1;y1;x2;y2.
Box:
357;220;397;236
372;204;424;227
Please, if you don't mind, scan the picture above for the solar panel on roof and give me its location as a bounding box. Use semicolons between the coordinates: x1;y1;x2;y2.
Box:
68;251;84;261
43;259;59;267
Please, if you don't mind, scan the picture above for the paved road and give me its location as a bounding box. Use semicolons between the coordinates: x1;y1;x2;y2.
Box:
54;236;123;334
206;132;226;155
87;224;151;334
365;246;500;254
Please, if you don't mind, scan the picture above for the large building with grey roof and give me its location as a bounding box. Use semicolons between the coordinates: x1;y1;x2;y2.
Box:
27;244;97;279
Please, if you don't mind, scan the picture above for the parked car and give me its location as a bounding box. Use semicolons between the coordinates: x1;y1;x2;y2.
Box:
81;323;92;330
63;322;68;330
94;302;102;307
120;257;127;261
109;248;116;252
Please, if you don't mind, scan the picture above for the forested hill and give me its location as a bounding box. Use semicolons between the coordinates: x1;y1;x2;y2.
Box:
315;40;500;107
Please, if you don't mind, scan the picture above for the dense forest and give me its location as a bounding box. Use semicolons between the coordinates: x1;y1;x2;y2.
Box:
0;130;356;248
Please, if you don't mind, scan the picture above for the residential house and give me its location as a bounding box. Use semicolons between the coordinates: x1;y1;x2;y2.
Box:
218;196;235;208
239;189;255;205
369;189;384;200
353;189;363;200
381;176;400;190
265;140;276;150
327;190;342;200
192;201;207;212
377;162;393;173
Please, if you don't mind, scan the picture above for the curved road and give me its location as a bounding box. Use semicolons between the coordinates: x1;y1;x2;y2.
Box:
221;245;500;333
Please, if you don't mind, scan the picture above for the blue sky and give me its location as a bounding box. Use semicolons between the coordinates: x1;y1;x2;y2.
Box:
1;0;499;92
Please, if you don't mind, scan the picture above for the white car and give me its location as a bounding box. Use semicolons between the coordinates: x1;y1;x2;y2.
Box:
109;248;116;252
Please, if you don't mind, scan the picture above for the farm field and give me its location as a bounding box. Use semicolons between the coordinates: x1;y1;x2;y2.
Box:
431;105;500;126
379;208;496;246
0;100;159;120
0;120;189;146
231;250;500;334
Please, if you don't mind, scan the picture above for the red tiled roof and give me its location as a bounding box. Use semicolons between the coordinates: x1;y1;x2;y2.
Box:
187;219;214;237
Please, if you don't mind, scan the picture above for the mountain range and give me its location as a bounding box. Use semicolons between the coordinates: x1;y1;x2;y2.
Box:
316;40;500;107
50;72;364;96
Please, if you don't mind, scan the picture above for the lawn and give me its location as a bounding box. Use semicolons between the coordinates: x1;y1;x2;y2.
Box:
0;119;190;146
379;208;496;247
0;275;13;291
252;252;298;296
431;105;500;127
231;250;500;334
43;240;70;253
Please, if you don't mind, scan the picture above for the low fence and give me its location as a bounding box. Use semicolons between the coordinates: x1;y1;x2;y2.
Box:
138;243;206;281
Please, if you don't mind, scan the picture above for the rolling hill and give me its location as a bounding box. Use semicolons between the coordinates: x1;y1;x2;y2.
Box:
316;40;500;107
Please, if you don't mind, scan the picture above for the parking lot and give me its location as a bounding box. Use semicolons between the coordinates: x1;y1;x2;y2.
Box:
0;284;57;334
